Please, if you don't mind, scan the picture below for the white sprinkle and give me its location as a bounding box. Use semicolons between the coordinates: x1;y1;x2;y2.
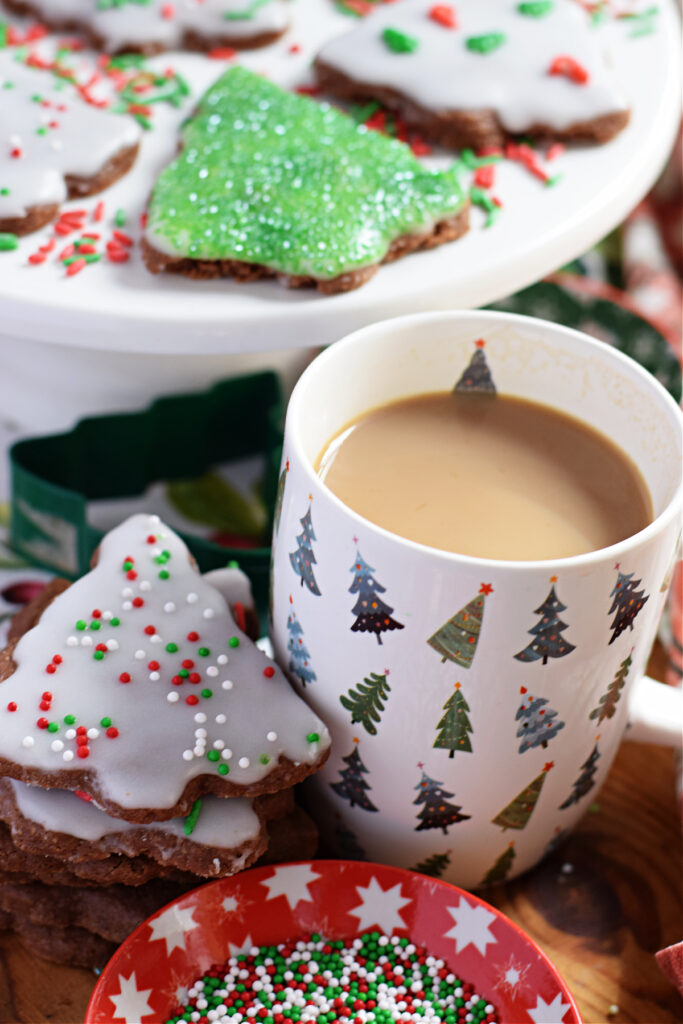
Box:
152;547;162;556
267;731;277;742
21;736;34;749
122;601;132;611
182;749;194;761
203;608;215;619
51;739;64;752
164;602;176;613
122;587;133;598
149;515;160;525
213;739;225;750
194;713;207;724
151;634;162;644
561;862;574;875
66;636;79;647
65;729;76;740
187;592;198;604
217;654;228;665
102;611;113;621
207;666;218;677
222;749;232;760
215;714;226;724
193;745;205;757
63;750;74;762
167;692;179;703
238;757;250;769
195;727;207;738
222;680;233;691
135;650;146;660
149;672;160;681
140;580;152;592
87;728;99;739
81;636;93;647
106;639;119;651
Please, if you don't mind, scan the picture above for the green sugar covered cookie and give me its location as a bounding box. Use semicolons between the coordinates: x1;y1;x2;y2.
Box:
142;66;469;293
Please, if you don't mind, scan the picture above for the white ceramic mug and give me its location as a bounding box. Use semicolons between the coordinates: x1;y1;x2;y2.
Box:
270;311;682;889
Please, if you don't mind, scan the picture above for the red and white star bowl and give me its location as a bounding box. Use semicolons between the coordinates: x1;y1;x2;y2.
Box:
86;860;580;1024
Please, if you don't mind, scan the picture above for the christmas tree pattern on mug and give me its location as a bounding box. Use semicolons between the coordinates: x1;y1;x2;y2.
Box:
607;564;648;645
427;583;493;668
349;547;404;644
286;596;316;688
514;577;575;664
481;842;516;885
454;340;497;394
515;687;564;753
559;740;601;810
142;67;468;293
339;670;391;736
412;850;451;878
589;651;632;725
433;682;473;757
0;56;140;237
314;0;630;150
330;738;378;812
0;514;331;818
413;766;470;834
2;0;290;54
491;761;553;831
289;499;321;596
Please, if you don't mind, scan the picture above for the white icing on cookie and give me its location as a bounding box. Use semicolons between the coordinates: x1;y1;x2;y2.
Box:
0;55;140;220
13;0;289;52
7;777;260;849
316;0;628;135
1;514;330;810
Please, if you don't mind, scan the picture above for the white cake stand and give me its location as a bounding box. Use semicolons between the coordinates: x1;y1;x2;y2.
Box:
0;0;679;431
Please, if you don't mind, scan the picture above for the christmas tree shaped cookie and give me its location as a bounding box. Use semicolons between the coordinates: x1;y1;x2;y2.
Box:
0;514;330;821
315;0;629;150
142;66;469;294
0;56;140;237
3;0;289;54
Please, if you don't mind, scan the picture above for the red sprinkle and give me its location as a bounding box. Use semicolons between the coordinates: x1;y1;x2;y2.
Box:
132;597;144;608
474;164;495;188
148;660;160;671
28;253;46;265
549;55;589;84
187;631;200;642
37;718;49;729
76;746;90;759
546;142;565;162
42;691;53;700
144;625;156;635
46;664;56;674
429;4;457;27
289;43;301;53
119;672;132;684
39;701;51;711
185;694;199;705
208;47;237;59
7;703;17;713
74;790;92;801
106;726;119;738
189;672;201;684
113;229;133;247
263;666;275;678
93;201;105;222
66;258;87;277
147;534;156;544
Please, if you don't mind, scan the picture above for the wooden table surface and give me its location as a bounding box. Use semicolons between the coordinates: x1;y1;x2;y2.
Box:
0;647;681;1024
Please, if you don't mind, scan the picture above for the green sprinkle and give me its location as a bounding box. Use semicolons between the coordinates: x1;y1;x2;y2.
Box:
183;798;202;835
460;147;502;169
0;187;10;196
223;0;273;19
217;762;230;775
179;669;190;678
465;32;506;54
123;560;133;570
114;207;127;227
110;617;120;626
227;559;240;569
207;749;220;762
382;27;420;53
94;650;105;660
76;620;87;631
259;754;270;765
47;722;59;733
228;637;240;649
517;1;554;16
306;732;320;743
198;646;210;657
166;642;178;653
100;717;112;727
201;688;213;698
0;233;19;252
545;173;562;188
64;714;76;725
159;569;170;579
90;620;101;630
0;22;7;48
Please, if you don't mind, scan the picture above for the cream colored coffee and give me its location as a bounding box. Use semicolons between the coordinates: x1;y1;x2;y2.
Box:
316;392;652;560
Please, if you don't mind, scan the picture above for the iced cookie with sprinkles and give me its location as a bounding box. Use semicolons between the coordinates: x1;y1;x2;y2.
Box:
141;66;469;294
2;0;289;55
0;513;330;820
0;55;141;237
314;0;630;150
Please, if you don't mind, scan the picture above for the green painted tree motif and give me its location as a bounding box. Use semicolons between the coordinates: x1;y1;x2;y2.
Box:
482;842;516;885
514;578;575;665
559;743;601;810
589;652;632;724
608;565;648;644
427;583;493;669
412;851;451;878
340;670;391;736
433;682;473;756
492;762;554;831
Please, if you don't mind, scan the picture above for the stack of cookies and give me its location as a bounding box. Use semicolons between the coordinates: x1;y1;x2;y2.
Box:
0;514;331;968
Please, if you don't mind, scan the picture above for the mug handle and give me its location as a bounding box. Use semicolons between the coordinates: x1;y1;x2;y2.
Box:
626;676;683;748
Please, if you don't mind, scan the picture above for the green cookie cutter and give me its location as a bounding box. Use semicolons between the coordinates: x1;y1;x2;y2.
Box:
9;371;283;624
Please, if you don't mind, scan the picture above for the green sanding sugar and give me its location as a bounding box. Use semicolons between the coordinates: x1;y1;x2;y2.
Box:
465;32;507;54
145;67;466;281
382;27;420;53
518;1;554;16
